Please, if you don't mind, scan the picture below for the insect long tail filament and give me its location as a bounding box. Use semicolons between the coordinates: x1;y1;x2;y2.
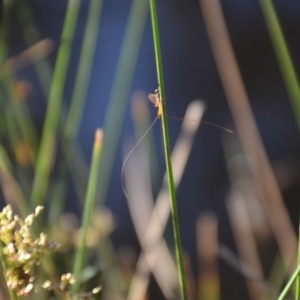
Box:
121;116;159;199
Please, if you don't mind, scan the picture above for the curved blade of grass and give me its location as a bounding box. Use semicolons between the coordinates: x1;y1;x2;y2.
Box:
149;1;187;298
96;0;149;205
31;0;81;206
72;129;103;292
278;265;300;300
259;0;300;127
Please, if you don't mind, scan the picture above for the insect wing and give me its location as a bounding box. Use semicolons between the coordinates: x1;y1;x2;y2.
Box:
148;93;157;105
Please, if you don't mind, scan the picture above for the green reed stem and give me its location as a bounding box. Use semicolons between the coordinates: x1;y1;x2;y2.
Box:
16;0;90;214
31;0;80;206
73;129;103;292
149;1;187;299
278;265;300;300
48;0;103;221
258;1;300;298
65;0;103;139
96;0;149;205
259;0;300;126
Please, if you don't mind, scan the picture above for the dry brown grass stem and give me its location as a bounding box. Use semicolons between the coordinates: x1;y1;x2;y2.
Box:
200;0;297;273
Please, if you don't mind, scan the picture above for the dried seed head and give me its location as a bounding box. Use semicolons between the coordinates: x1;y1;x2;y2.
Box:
0;205;58;296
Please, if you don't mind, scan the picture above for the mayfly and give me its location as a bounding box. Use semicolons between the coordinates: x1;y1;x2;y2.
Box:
148;88;233;133
148;88;162;118
121;88;233;198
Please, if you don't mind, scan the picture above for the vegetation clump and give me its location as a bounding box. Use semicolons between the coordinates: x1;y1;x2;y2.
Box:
0;205;101;299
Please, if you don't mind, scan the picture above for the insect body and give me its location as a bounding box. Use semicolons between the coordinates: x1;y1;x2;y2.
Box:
148;88;162;118
148;88;233;134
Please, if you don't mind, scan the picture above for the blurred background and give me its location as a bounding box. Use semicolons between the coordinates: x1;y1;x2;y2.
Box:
2;0;300;299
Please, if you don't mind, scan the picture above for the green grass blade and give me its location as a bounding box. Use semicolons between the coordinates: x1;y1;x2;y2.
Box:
15;0;91;212
3;77;38;165
259;0;300;127
258;1;300;297
149;1;188;299
96;0;149;205
72;129;103;292
65;0;104;140
0;145;30;216
31;0;81;206
48;0;103;221
278;265;300;300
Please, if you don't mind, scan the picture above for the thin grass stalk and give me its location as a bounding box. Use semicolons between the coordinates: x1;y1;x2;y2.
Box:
31;0;80;207
258;2;300;297
3;47;45;156
3;106;34;210
72;129;103;292
200;0;297;274
15;0;90;211
124;140;178;299
96;0;149;205
149;1;187;299
48;0;103;221
0;145;30;216
278;266;300;300
3;55;39;162
2;75;38;165
127;101;204;300
259;0;300;127
267;255;286;299
65;0;103;139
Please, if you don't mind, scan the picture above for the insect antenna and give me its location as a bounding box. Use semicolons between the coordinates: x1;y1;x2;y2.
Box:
168;116;233;134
